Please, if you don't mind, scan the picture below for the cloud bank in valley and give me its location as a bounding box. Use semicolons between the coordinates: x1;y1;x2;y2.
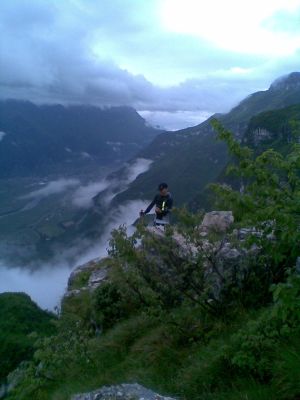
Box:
0;199;149;311
0;158;153;310
22;179;80;200
72;180;110;208
0;131;6;142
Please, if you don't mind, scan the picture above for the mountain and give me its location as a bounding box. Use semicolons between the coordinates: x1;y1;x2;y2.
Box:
0;100;160;178
111;72;300;206
190;103;300;210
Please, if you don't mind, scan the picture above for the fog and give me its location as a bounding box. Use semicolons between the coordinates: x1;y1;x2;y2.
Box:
0;159;153;311
0;199;148;311
22;178;79;200
71;158;152;209
72;179;110;208
0;131;6;142
139;110;213;130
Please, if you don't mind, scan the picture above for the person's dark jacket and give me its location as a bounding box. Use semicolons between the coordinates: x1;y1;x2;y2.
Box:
144;192;173;220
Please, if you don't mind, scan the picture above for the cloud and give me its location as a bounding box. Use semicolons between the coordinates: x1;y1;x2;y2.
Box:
0;262;72;311
72;180;110;208
139;110;212;130
125;158;153;183
160;0;300;56
22;178;79;200
70;158;153;209
0;131;6;142
0;198;150;311
0;0;299;130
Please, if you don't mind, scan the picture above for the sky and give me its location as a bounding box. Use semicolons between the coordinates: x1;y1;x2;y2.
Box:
1;0;300;129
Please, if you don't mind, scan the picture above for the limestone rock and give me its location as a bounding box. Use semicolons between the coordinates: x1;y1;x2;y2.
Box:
88;268;108;290
67;258;102;288
71;383;176;400
296;257;300;274
65;257;110;299
200;211;234;233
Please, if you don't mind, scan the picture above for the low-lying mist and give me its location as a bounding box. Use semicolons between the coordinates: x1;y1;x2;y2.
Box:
0;158;153;311
0;199;148;311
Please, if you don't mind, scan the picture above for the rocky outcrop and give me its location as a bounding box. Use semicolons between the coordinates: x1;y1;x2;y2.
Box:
65;258;110;298
64;210;264;303
200;210;234;234
252;127;273;145
145;211;263;300
71;383;176;400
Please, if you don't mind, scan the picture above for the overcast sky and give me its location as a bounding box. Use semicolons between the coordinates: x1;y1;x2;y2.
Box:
1;0;300;129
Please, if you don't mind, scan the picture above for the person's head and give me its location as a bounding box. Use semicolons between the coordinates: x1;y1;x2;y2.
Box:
158;182;168;196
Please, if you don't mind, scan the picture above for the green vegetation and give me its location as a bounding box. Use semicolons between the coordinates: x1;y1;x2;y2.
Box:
0;292;56;383
5;120;300;399
244;104;300;150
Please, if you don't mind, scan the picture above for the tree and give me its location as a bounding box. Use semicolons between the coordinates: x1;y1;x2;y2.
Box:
210;119;300;284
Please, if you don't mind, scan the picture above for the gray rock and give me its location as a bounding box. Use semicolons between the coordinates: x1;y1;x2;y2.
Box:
64;258;110;299
71;383;176;400
88;268;108;290
0;361;30;399
64;288;88;298
68;257;103;288
296;257;300;274
237;227;262;240
200;211;234;233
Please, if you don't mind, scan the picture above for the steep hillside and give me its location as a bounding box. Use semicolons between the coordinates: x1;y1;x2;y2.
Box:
0;292;55;384
112;72;300;206
190;103;300;211
0;100;159;178
244;103;300;150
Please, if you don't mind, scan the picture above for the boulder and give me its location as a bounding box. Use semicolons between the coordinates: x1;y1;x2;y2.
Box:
71;383;176;400
200;211;234;234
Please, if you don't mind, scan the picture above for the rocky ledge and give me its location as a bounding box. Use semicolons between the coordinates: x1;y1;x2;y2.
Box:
65;257;110;298
71;383;176;400
63;210;267;303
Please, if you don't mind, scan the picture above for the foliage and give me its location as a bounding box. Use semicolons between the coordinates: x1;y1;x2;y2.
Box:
92;281;131;330
108;223;223;316
211;118;300;289
0;292;55;382
225;271;300;382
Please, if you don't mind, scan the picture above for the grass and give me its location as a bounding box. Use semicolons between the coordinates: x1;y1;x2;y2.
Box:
10;302;300;400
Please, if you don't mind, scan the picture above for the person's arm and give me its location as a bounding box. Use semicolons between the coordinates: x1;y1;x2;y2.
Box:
161;196;173;216
144;195;157;214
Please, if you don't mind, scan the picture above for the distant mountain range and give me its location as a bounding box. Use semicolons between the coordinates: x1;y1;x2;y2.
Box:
112;72;300;206
0;100;160;178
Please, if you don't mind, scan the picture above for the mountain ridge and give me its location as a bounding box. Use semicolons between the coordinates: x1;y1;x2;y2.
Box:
111;72;300;206
0;100;160;178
